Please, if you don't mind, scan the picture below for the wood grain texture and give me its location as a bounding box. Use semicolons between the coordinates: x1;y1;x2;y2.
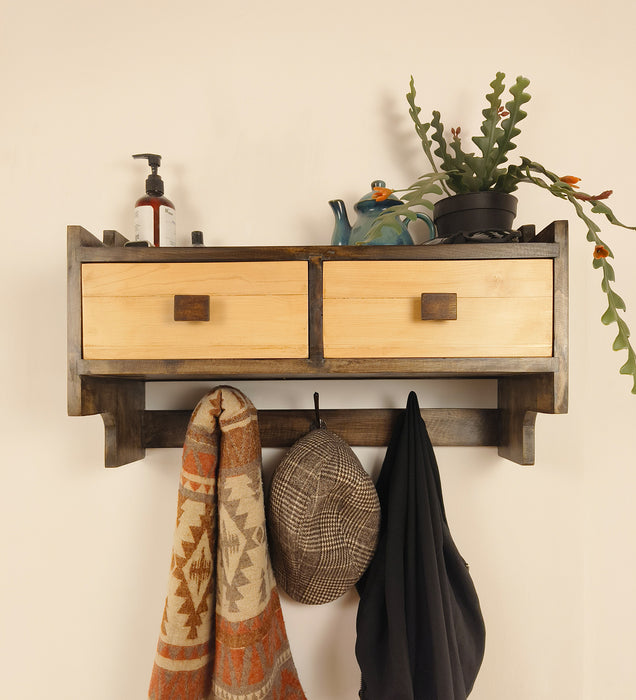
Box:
82;261;309;359
308;255;324;361
77;356;558;380
102;229;129;247
67;226;103;416
551;220;569;414
323;259;553;359
324;299;552;358
82;261;308;296
78;377;145;467
323;259;553;298
74;241;560;264
143;407;500;449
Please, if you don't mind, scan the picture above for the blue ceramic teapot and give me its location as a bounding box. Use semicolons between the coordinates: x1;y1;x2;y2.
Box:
328;180;435;245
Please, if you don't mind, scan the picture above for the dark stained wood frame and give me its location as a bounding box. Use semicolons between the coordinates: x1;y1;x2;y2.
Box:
68;222;568;467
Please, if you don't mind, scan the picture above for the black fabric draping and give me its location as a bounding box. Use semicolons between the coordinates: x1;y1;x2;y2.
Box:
355;391;485;700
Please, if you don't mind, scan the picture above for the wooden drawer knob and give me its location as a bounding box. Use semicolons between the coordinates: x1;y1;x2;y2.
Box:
173;295;210;322
421;292;457;320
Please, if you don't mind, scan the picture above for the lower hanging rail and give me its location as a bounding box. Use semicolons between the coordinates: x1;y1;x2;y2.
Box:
142;407;500;450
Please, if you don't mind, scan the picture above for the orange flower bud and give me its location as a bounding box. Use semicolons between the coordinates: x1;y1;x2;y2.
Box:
560;175;581;189
372;187;394;202
593;244;609;259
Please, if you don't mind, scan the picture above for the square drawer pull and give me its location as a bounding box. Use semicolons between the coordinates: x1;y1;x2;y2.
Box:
421;292;457;321
173;295;210;322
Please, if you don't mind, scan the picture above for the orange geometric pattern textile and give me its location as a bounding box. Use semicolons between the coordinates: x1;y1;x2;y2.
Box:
149;386;306;699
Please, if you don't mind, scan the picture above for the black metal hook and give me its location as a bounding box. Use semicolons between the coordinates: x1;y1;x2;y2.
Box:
311;391;326;430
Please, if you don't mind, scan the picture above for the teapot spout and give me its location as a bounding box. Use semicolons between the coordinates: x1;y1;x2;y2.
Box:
328;199;351;245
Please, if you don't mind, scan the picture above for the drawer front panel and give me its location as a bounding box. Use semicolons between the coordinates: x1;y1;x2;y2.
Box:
82;262;308;359
323;260;553;358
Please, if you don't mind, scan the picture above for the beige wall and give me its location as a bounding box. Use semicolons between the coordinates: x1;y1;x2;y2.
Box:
2;0;636;697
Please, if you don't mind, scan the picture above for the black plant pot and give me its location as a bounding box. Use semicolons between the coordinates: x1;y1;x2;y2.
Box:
433;191;518;238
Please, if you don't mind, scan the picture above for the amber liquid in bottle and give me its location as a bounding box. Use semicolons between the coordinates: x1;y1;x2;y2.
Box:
134;194;176;246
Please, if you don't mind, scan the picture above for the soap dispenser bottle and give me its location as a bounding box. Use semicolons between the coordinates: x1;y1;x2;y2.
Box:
133;153;176;246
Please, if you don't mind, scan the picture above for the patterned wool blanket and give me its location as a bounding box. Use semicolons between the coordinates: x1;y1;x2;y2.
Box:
149;386;306;700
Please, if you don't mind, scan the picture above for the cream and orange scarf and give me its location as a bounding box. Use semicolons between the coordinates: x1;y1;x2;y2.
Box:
149;386;305;699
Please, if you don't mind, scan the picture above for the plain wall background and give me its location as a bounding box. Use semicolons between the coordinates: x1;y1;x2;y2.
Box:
2;1;636;697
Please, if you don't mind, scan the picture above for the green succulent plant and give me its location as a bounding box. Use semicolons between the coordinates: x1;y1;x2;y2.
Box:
367;72;636;394
410;72;531;195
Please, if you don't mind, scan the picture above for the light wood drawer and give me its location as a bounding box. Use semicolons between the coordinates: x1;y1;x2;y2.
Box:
323;260;553;358
82;261;309;359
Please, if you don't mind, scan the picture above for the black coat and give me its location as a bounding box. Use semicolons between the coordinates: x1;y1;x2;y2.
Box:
355;392;486;700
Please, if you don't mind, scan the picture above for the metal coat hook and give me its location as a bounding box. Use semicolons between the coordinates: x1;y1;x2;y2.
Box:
311;392;326;430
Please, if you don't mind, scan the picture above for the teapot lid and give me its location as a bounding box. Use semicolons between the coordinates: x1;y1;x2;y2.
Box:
355;180;403;212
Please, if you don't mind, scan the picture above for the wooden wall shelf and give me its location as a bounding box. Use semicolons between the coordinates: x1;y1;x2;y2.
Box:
67;222;568;467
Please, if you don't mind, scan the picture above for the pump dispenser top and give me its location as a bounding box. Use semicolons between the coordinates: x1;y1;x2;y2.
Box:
133;153;165;196
132;153;176;246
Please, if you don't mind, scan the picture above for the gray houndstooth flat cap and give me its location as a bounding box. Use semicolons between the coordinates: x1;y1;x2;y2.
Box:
267;428;380;605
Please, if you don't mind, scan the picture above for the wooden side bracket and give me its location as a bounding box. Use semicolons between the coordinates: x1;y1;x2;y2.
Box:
78;377;145;467
497;220;569;465
497;376;541;465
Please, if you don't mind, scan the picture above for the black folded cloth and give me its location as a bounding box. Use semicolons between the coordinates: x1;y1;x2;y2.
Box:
356;391;486;699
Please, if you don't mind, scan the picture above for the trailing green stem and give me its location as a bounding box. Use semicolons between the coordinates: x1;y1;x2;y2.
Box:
515;160;636;393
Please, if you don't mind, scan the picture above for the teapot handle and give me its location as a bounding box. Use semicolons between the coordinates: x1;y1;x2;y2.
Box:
411;212;436;241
